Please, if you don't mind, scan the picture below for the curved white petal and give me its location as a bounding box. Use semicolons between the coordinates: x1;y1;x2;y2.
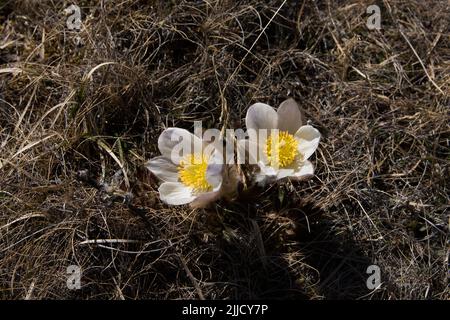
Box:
276;169;295;180
292;160;314;180
145;156;179;182
257;161;279;177
277;98;303;134
276;159;314;180
245;103;278;132
294;125;321;160
158;182;195;205
158;127;202;164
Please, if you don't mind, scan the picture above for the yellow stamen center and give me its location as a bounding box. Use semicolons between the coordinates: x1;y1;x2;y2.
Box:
265;130;299;168
178;153;212;192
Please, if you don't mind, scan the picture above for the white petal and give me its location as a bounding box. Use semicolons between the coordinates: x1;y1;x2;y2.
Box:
292;160;314;180
158;182;195;205
276;169;295;180
158;127;202;164
276;160;314;180
274;155;302;180
245;103;278;131
294;125;321;160
277;98;303;134
145;156;179;182
257;161;278;177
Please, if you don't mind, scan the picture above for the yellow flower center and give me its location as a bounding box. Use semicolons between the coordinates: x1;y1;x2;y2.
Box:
265;130;299;168
178;153;212;192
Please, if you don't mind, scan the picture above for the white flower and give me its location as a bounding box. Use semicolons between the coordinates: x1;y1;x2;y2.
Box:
145;128;223;207
245;98;321;184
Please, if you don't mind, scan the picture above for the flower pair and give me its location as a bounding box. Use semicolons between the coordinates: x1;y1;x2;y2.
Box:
146;99;321;207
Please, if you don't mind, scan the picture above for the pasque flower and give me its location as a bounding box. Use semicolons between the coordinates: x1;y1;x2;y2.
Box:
146;128;224;207
245;98;321;184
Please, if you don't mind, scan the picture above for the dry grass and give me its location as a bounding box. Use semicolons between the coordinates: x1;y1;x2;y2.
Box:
0;0;448;299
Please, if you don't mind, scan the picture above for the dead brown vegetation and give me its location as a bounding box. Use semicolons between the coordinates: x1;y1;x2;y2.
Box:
0;0;448;299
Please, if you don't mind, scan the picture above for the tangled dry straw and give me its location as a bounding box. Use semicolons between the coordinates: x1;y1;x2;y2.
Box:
0;0;448;299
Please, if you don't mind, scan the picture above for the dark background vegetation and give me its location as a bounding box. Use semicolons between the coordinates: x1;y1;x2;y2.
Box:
0;0;448;299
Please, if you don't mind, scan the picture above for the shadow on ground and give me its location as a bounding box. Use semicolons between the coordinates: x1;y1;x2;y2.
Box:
207;191;386;300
